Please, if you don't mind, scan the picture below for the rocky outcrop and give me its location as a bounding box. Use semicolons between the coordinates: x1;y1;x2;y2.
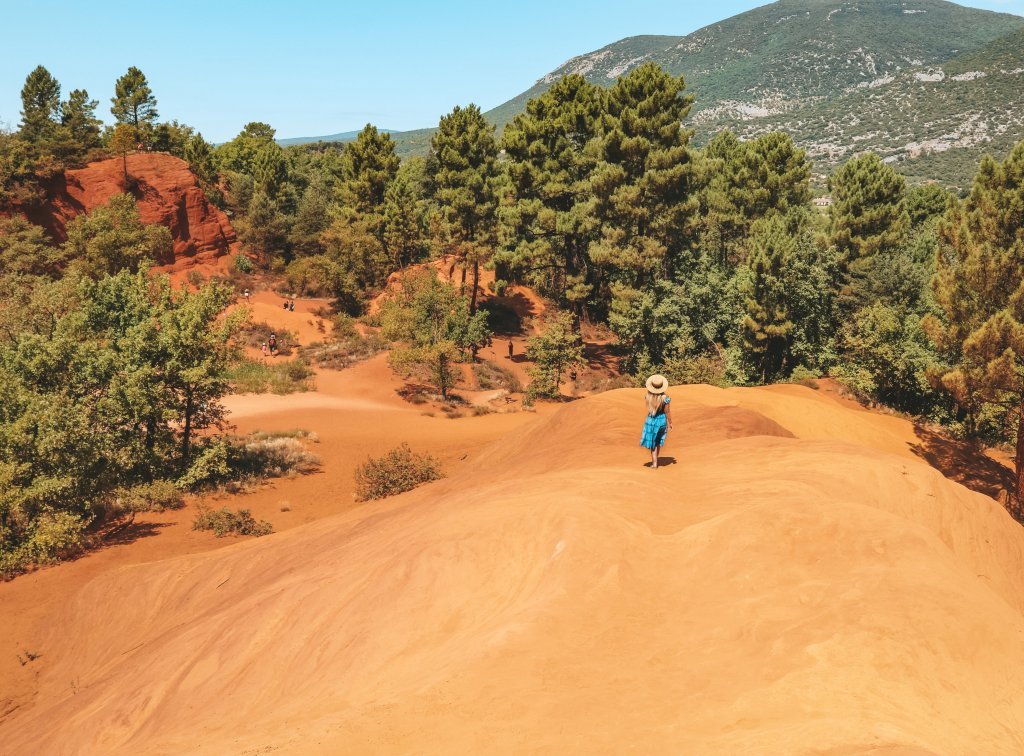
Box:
13;153;237;270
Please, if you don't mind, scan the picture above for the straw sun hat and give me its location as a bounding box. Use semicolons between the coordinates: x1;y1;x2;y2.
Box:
645;374;668;394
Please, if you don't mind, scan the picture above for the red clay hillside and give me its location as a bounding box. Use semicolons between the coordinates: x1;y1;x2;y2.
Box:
10;152;237;270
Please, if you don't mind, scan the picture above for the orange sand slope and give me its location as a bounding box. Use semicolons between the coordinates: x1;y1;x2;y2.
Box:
5;385;1024;754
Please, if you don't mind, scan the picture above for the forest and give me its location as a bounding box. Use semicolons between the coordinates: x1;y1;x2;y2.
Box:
2;61;1024;571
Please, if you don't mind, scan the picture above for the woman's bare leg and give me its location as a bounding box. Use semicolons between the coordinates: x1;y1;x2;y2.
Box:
651;444;659;469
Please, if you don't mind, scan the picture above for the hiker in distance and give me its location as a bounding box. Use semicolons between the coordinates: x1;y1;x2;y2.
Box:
640;374;673;469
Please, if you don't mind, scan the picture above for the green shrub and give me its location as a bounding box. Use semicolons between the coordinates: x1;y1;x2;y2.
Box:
192;506;273;537
0;510;88;577
786;365;820;389
354;443;444;501
233;253;254;274
473;360;522;392
226;358;315;394
228;434;321;479
113;480;185;513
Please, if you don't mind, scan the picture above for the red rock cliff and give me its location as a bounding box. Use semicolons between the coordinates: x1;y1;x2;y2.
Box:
13;153;238;270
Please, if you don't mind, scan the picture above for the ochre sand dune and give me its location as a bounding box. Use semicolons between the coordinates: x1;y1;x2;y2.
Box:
3;385;1024;754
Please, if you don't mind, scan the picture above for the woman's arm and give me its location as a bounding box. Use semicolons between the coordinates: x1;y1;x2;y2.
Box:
665;401;674;430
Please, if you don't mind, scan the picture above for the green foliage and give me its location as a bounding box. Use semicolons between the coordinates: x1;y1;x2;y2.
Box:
829;152;909;267
193;506;273;537
63;193;174;275
354;443;444;501
111;66;158;135
151;120;194;157
19;65;61;143
0;216;64;276
473;360;522;393
380;269;490;398
526;311;585;399
924;141;1024;448
232;253;254;274
226;358;315;395
430;104;500;312
217;122;276;176
741;214;797;380
0;269;245;573
839;302;946;416
500;74;602;313
588;63;696;306
238;190;289;264
695;130;812;261
339;124;400;213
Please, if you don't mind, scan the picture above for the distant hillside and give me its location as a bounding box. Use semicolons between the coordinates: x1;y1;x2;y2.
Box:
305;1;1024;183
276;128;395;147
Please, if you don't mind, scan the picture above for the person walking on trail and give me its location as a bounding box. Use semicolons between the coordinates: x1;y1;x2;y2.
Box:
261;342;268;357
243;288;250;304
268;333;277;356
640;374;673;469
507;339;514;360
289;299;296;312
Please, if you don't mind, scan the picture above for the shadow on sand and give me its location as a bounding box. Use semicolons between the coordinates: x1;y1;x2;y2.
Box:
910;425;1023;523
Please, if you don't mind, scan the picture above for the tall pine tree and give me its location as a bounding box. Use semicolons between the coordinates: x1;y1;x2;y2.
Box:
111;67;158;137
19;65;61;143
588;63;696;308
501;74;603;322
429;104;499;314
923;141;1024;502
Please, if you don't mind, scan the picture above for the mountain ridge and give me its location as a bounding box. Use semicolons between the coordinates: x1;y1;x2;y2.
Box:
294;0;1024;186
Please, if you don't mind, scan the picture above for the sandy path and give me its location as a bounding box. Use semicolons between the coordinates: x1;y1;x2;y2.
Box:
3;382;1024;754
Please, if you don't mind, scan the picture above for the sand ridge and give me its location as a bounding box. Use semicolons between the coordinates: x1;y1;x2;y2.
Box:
2;383;1024;754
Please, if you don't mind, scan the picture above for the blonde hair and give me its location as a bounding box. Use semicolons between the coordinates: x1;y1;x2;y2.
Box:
645;391;665;417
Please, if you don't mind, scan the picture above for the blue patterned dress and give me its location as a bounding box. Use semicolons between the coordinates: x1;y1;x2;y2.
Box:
640;396;671;449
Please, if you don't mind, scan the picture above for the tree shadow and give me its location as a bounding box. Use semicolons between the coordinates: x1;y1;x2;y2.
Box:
95;520;174;549
910;425;1022;522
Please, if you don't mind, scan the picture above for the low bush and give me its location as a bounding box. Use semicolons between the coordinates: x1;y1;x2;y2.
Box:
0;511;88;578
192;506;273;537
300;317;386;370
473;360;522;392
230;434;322;479
238;322;297;356
226;358;315;394
111;480;185;514
354;443;444;501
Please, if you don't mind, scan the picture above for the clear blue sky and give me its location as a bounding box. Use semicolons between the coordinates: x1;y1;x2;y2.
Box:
1;0;1021;142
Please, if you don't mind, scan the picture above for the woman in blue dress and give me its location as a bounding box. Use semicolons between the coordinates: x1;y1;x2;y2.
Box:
640;374;673;468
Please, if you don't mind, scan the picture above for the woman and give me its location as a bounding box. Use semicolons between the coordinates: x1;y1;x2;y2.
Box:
640;374;673;468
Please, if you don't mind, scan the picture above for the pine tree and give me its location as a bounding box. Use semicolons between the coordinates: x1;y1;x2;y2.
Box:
695;130;811;262
588;63;696;305
382;170;426;269
741;214;797;381
923;141;1024;502
59;89;102;152
19;65;61;142
429;104;500;314
339;124;400;214
290;178;332;257
183;133;217;186
828;152;909;266
239;191;289;265
111;66;159;137
252;142;287;197
501;74;603;321
108;124;137;183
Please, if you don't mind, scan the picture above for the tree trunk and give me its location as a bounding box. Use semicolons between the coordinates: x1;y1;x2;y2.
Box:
438;353;448;400
470;258;480;315
1015;396;1024;503
181;390;194;469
